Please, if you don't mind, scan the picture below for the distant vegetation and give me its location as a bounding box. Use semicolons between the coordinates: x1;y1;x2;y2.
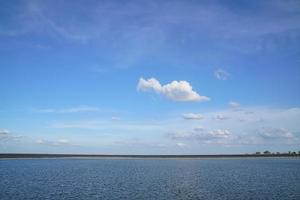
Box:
254;150;300;155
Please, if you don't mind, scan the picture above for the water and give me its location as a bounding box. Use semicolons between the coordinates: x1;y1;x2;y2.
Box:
0;158;300;200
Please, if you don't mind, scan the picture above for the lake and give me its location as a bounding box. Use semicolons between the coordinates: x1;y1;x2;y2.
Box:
1;158;300;199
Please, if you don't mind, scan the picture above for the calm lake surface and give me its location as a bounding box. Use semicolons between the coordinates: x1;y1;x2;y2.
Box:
1;158;300;200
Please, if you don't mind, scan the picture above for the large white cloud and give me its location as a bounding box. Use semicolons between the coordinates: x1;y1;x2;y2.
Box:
137;77;209;102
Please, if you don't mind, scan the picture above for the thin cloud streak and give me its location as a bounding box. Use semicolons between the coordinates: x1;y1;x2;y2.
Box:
182;113;204;120
34;106;111;113
36;138;79;146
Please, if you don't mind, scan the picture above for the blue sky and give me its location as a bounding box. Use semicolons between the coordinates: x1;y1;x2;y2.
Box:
1;0;300;154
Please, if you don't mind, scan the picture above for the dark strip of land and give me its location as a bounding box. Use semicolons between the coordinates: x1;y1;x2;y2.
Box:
0;153;299;159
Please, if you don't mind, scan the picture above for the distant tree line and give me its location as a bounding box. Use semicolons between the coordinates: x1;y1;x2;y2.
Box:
254;150;300;155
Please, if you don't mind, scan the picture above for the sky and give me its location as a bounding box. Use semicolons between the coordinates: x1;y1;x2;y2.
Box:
1;0;300;154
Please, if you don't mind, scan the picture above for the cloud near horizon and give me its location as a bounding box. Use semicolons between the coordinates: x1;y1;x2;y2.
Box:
36;138;77;146
137;77;209;102
0;129;23;142
169;127;231;144
258;127;294;139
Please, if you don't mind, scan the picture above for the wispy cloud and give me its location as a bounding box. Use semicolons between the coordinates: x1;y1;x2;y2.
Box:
0;129;24;142
214;114;230;120
0;129;10;135
257;127;294;139
111;116;121;121
36;138;78;146
214;69;230;80
60;106;103;113
35;106;105;113
169;126;300;146
176;142;188;148
169;127;231;144
237;127;300;145
50;119;164;132
137;77;209;102
182;113;204;120
113;139;169;149
229;101;241;111
1;0;299;72
50;121;106;129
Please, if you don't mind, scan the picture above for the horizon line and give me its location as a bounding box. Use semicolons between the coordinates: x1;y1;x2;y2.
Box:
1;153;300;159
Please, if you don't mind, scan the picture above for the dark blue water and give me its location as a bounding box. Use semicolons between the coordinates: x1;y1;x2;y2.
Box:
1;158;300;200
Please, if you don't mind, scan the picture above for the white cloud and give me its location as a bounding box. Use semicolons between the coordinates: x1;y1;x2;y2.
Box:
137;77;209;102
137;78;162;93
214;69;230;80
192;128;231;139
182;113;204;120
